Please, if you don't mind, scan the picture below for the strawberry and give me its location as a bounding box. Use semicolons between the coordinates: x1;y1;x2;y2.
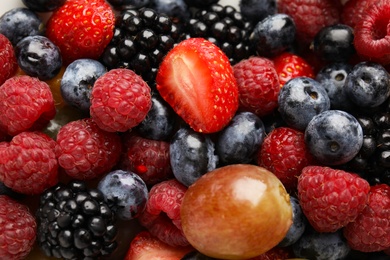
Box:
124;231;193;260
156;38;239;134
272;52;315;88
298;166;370;233
343;184;390;252
45;0;115;65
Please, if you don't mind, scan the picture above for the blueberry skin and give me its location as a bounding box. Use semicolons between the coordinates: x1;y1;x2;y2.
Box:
311;24;355;62
278;77;330;131
293;229;350;260
316;62;355;111
0;8;44;46
216;112;265;165
305;110;363;165
15;35;62;80
249;13;296;57
22;0;66;12
97;170;148;220
61;59;106;112
278;196;306;247
149;0;190;21
106;0;150;8
239;0;277;24
136;94;177;141
170;127;218;187
345;61;390;108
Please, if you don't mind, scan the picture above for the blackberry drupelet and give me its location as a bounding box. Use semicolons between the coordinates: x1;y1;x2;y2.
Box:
36;180;118;260
100;7;180;86
181;4;254;64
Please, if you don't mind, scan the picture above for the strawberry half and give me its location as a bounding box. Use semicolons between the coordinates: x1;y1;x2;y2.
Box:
156;38;239;133
46;0;115;65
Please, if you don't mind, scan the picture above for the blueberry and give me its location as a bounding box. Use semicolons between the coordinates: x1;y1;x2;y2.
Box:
239;0;277;24
136;94;177;141
149;0;190;21
60;59;106;113
278;77;330;131
315;62;355;111
311;24;355;62
106;0;150;8
305;110;364;165
345;61;390;108
249;13;296;57
170;127;218;187
21;0;66;12
97;170;148;220
278;196;306;247
0;8;44;46
216;112;265;165
15;35;62;80
293;228;350;260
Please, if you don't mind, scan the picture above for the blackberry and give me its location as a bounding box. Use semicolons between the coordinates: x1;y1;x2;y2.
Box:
36;180;118;260
181;4;254;64
100;7;180;86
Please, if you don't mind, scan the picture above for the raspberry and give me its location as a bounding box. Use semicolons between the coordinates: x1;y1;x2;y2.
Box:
0;33;17;86
0;131;58;195
0;195;37;260
119;132;173;186
90;68;152;132
249;246;294;260
0;75;56;136
55;118;122;180
257;127;315;192
277;0;341;45
343;184;390;252
341;0;378;29
138;179;189;247
353;0;390;65
298;166;371;233
233;56;280;117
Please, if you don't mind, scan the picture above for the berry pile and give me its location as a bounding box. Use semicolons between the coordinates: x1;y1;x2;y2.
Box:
0;0;390;260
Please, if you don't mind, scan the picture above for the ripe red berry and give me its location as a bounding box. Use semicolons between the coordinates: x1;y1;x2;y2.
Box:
0;33;17;86
56;118;122;180
341;0;378;29
249;246;294;260
0;75;56;136
120;132;173;186
46;0;115;64
277;0;341;45
257;127;315;192
343;184;390;252
298;166;370;233
0;195;37;259
138;179;189;247
90;68;152;132
0;131;58;195
233;56;280;117
353;0;390;65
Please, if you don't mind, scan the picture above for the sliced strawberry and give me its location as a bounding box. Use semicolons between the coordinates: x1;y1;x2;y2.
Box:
272;52;315;87
124;231;193;260
156;38;239;133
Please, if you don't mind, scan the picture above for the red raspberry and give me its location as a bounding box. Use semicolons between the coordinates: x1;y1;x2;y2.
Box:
272;52;315;87
138;179;189;247
341;0;378;29
248;246;294;260
257;127;315;192
0;195;37;260
343;184;390;252
120;132;173;186
298;166;370;233
90;68;152;132
353;0;390;65
233;56;280;117
0;75;56;136
56;118;122;180
0;34;17;86
0;131;58;195
277;0;341;45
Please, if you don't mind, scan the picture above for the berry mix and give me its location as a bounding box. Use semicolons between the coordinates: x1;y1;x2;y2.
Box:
0;0;390;259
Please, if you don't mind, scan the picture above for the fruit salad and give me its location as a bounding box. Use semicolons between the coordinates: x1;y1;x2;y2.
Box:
0;0;390;259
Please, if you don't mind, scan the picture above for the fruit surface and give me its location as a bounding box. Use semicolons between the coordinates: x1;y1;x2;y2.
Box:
180;164;292;259
156;37;239;133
